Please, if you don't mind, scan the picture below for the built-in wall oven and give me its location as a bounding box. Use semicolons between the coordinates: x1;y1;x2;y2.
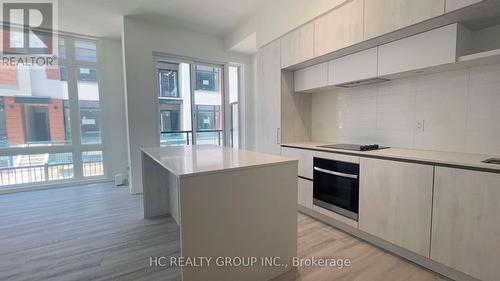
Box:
313;157;359;221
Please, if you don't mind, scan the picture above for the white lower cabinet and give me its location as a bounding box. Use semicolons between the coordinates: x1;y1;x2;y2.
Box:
431;167;500;281
297;177;313;209
281;147;313;179
358;157;434;257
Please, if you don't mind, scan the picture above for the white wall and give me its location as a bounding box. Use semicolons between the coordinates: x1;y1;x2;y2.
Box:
122;16;253;194
99;38;129;181
311;63;500;156
225;0;346;50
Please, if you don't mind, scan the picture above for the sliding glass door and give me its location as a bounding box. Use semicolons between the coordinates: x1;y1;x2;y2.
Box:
191;63;224;145
156;57;229;147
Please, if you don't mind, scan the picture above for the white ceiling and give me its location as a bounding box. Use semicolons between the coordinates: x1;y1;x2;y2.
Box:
58;0;265;39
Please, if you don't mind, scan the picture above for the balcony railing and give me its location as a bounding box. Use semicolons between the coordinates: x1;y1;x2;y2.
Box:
0;161;104;187
0;163;74;187
160;129;223;146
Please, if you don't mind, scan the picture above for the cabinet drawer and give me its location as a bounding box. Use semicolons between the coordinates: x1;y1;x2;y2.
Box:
298;177;313;209
281;147;313;179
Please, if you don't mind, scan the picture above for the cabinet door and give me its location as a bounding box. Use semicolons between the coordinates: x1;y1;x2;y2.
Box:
328;47;378;86
255;40;281;155
359;158;433;257
364;0;445;40
378;24;458;76
280;22;314;68
298;177;313;209
294;62;328;92
445;0;482;13
313;0;363;57
431;167;500;281
281;147;314;179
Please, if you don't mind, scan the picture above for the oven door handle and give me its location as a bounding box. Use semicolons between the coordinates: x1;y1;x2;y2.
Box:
313;167;358;179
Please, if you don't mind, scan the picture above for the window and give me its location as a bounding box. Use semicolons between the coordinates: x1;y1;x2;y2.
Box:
0;153;74;186
83;151;103;177
196;105;220;130
159;69;179;98
228;66;239;148
78;67;102;144
195;65;219;92
78;68;97;82
58;38;66;60
75;40;97;62
0;37;104;188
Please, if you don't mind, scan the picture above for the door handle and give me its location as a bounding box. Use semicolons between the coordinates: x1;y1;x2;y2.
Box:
313;167;358;179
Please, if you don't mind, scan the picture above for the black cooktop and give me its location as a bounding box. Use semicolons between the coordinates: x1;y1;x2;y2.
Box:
318;144;389;151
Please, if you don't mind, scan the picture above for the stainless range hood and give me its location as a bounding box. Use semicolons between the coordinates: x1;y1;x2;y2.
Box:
335;77;390;88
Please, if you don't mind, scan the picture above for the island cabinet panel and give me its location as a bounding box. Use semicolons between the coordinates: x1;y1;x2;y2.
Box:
445;0;482;13
377;24;458;77
298;177;313;209
281;147;314;179
255;40;282;155
280;22;314;68
313;0;364;57
431;167;500;281
358;158;433;257
363;0;445;40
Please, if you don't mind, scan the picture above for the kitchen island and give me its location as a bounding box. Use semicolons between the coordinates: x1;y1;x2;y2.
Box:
141;145;298;281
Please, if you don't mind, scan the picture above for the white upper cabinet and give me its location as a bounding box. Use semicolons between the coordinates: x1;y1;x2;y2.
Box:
378;24;460;77
313;0;364;57
280;22;314;68
364;0;445;40
328;47;378;85
294;62;328;92
445;0;482;13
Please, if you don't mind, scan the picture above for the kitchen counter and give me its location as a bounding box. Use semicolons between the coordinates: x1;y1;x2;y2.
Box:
141;145;298;281
282;141;500;173
142;145;296;178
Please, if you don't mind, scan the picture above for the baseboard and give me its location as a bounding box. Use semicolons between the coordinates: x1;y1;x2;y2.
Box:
297;206;479;281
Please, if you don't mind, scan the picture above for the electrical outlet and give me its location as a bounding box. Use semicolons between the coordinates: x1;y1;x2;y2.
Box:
416;120;425;132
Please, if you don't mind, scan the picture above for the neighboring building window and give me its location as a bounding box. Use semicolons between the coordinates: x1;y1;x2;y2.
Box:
75;40;97;62
196;105;220;130
60;65;68;81
78;68;97;82
0;98;7;147
79;101;101;144
63;101;71;141
158;69;179;98
160;110;180;131
195;65;219;92
58;38;66;60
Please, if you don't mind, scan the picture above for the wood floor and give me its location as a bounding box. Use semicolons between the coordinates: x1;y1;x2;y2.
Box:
0;183;447;281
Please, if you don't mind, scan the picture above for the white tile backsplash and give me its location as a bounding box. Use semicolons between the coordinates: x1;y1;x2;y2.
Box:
310;62;500;156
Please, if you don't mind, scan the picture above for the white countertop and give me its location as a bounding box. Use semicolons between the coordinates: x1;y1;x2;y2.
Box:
142;145;297;178
282;141;500;172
